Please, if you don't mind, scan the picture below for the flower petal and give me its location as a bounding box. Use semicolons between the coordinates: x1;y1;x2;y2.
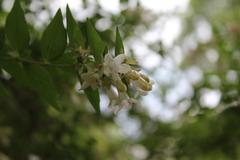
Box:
117;64;131;73
104;53;113;63
114;54;126;64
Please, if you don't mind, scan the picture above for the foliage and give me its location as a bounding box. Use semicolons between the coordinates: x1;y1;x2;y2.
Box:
1;0;152;114
1;0;240;160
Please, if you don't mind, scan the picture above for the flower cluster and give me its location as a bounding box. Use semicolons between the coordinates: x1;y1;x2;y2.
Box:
77;47;153;111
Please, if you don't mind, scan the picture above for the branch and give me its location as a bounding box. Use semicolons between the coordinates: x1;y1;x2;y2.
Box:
0;57;78;68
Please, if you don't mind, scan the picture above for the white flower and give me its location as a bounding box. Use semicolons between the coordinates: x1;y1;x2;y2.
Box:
106;87;137;112
103;53;131;80
80;64;101;90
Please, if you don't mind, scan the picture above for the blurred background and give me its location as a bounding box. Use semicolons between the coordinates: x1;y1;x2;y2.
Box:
1;0;240;159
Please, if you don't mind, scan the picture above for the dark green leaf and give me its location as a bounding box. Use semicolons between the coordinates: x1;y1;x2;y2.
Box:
115;27;124;55
0;81;11;98
30;39;42;60
25;64;59;108
41;9;67;60
99;29;114;45
0;61;29;86
0;27;5;51
53;52;77;65
84;87;100;114
5;0;30;52
86;19;105;63
66;5;85;48
103;45;108;56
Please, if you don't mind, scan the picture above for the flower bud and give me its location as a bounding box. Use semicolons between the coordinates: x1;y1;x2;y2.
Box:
136;77;152;91
125;58;137;65
113;80;127;92
140;73;150;82
126;70;140;80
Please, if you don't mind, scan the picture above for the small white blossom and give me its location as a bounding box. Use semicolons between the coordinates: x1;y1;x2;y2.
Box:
103;53;131;80
106;87;137;112
80;64;101;90
77;48;152;112
81;71;100;90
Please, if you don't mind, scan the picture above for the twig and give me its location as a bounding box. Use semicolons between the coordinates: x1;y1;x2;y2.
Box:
0;57;78;68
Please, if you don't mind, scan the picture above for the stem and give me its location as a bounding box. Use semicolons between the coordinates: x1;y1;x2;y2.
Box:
76;57;82;82
0;57;77;68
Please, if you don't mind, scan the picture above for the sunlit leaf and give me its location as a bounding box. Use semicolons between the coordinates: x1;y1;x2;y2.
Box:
5;0;29;52
41;9;67;60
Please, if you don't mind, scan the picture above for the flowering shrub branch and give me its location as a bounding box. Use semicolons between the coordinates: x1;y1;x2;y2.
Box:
0;0;153;114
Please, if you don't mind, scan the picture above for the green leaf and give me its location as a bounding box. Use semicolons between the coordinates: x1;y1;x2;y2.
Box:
86;19;105;63
41;9;67;60
0;27;5;51
84;87;100;114
0;81;11;98
66;5;85;48
115;27;125;55
25;64;59;108
5;0;30;52
103;45;108;56
0;61;29;86
53;52;77;65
